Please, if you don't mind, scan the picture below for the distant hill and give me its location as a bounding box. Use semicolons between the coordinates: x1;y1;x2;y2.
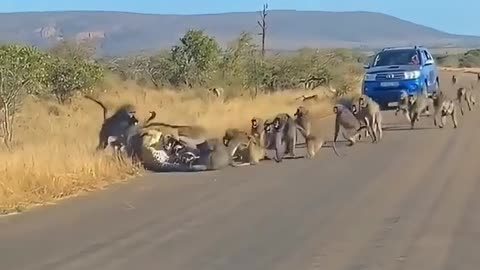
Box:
0;10;479;56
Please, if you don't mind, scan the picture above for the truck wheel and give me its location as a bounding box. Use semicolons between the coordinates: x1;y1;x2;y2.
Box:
434;79;439;94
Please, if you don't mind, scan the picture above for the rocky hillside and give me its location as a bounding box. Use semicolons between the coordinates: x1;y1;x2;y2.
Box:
0;10;479;56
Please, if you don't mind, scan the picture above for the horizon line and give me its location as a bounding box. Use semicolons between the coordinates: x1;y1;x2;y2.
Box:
0;9;386;16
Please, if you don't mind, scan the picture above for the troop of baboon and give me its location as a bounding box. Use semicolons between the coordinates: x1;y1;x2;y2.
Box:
85;72;478;173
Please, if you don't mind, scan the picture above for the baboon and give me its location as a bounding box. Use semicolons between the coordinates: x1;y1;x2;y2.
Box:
351;104;369;140
296;124;341;158
208;87;224;97
356;95;383;143
271;113;304;162
438;100;459;129
244;135;266;165
452;74;457;85
395;93;412;122
457;87;476;115
294;106;312;138
251;117;277;150
333;104;367;148
408;91;431;129
250;117;265;137
85;95;156;151
196;138;250;170
223;128;249;146
431;91;446;127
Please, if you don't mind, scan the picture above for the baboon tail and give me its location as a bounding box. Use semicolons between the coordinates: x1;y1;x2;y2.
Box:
144;111;157;125
331;141;342;157
84;95;108;121
144;122;192;129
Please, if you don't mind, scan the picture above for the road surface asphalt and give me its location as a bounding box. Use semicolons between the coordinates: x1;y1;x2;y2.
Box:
0;71;479;270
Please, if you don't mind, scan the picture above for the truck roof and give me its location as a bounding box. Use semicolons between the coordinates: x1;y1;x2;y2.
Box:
381;46;426;52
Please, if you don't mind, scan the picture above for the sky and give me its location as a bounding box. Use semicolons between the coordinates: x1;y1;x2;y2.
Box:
0;0;476;36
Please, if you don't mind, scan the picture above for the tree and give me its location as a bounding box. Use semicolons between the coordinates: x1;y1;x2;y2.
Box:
257;3;268;58
47;56;103;104
170;29;221;87
0;45;50;146
45;39;103;104
221;32;259;89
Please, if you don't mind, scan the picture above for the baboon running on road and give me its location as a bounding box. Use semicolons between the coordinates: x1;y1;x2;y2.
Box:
431;91;446;127
408;90;431;129
395;93;412;122
438;99;459;129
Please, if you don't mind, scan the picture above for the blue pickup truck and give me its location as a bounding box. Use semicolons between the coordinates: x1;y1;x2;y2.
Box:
361;46;439;110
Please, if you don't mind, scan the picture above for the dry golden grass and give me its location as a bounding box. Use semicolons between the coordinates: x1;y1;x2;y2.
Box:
0;75;356;214
440;66;480;74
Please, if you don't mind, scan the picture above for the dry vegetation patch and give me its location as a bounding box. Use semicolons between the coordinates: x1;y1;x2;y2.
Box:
0;30;364;214
0;79;344;214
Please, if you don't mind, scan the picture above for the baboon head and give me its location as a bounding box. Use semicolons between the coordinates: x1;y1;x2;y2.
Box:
358;95;369;108
333;105;340;114
294;106;308;118
273;116;284;130
440;100;452;115
263;119;273;133
351;104;358;114
407;95;416;105
251;117;265;136
251;118;259;129
112;104;139;126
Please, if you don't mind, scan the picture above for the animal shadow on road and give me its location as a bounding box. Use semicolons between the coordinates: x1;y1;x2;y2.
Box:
282;156;305;160
295;142;307;148
382;124;437;132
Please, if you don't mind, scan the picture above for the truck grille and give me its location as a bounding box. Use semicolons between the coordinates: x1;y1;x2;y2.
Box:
375;72;405;81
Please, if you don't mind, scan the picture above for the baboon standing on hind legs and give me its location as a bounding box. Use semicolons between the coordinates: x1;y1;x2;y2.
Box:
84;95;156;151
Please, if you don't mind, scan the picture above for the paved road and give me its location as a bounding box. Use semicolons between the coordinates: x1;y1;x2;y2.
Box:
1;73;480;270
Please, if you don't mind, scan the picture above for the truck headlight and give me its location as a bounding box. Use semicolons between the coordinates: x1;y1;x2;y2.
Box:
404;70;421;79
363;73;376;81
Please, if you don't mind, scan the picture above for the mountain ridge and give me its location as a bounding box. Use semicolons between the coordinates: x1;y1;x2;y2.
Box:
0;10;477;56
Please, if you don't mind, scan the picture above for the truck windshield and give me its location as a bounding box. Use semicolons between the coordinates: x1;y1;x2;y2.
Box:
371;49;421;67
